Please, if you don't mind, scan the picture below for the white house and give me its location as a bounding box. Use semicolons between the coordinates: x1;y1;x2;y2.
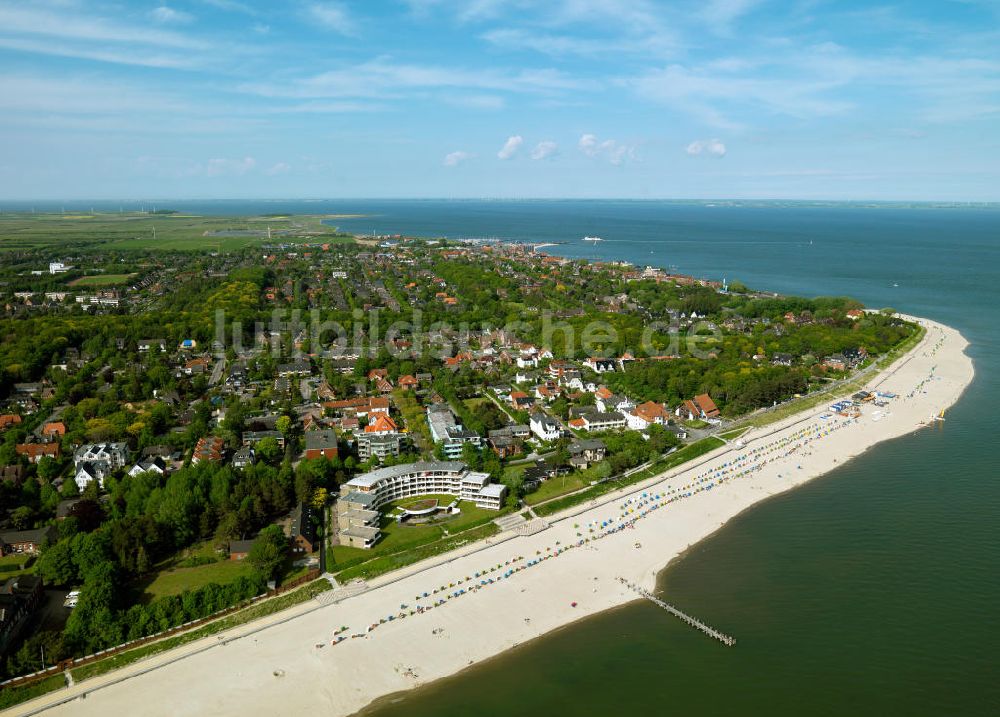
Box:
75;463;103;490
529;412;561;441
128;457;166;477
596;394;635;414
49;261;71;274
74;443;129;471
584;357;616;373
625;401;672;430
577;411;626;432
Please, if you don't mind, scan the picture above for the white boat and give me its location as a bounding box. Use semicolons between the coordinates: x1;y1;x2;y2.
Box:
582;236;602;242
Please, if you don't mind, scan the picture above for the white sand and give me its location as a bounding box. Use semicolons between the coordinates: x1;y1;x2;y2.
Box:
7;316;973;717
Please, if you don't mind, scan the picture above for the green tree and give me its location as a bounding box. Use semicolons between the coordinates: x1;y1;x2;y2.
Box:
9;506;33;530
36;540;77;585
247;524;287;581
255;437;281;465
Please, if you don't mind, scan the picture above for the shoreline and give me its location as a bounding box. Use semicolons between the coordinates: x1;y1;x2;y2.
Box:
4;315;973;717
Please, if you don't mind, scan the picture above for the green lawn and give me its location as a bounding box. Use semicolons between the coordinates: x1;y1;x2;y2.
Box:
718;426;752;441
67;273;134;286
334;523;500;583
0;213;355;253
329;497;501;570
0;553;36;578
0;674;66;711
523;471;590;505
139;557;253;601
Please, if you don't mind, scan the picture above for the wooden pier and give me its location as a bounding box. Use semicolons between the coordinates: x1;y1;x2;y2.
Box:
618;578;736;647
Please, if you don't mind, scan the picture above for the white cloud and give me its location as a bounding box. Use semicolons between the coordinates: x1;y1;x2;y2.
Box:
151;6;193;24
241;59;584;100
0;36;198;70
700;0;762;32
579;133;635;164
200;0;256;14
498;135;523;159
686;138;727;157
443;150;471;167
530;140;558;160
305;2;357;35
444;94;505;110
206;157;256;176
265;162;291;175
0;4;206;49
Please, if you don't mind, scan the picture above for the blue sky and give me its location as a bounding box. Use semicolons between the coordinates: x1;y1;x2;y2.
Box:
1;0;999;200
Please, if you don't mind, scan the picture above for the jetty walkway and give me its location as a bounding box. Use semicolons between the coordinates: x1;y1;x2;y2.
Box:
618;578;736;647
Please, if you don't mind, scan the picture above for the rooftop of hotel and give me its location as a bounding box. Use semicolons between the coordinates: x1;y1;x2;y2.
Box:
345;461;467;489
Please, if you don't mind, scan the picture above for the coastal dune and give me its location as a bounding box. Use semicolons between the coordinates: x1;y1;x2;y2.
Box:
9;317;973;717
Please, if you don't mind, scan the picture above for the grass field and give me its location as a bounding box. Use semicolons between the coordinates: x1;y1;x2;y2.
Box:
139;559;253;601
334;523;500;583
0;212;355;253
523;471;590;505
718;426;752;441
0;554;36;578
329;497;500;571
67;273;135;286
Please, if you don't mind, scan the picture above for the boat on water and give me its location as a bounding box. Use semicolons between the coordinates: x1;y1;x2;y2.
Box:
582;236;602;242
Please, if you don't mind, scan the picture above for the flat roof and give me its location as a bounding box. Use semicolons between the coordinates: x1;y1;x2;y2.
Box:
340;508;379;523
345;461;466;489
340;526;381;540
460;471;491;487
479;483;506;498
341;491;377;507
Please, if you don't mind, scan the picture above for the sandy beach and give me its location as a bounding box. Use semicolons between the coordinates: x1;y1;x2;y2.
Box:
6;316;973;717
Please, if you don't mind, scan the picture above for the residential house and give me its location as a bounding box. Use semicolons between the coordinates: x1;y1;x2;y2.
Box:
232;446;255;469
0;575;44;654
277;359;312;377
304;429;338;460
823;354;848;371
677;394;721;422
228;539;254;561
509;391;535;411
570;411;626;432
596;393;634;414
127;457;167;477
286;503;316;554
529;412;561;441
192;436;225;464
568;439;607;469
584;357;616;373
41;421;66;438
15;442;60;464
626;401;671;430
242;430;285;449
137;339;166;352
427;404;481;458
0;527;57;557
